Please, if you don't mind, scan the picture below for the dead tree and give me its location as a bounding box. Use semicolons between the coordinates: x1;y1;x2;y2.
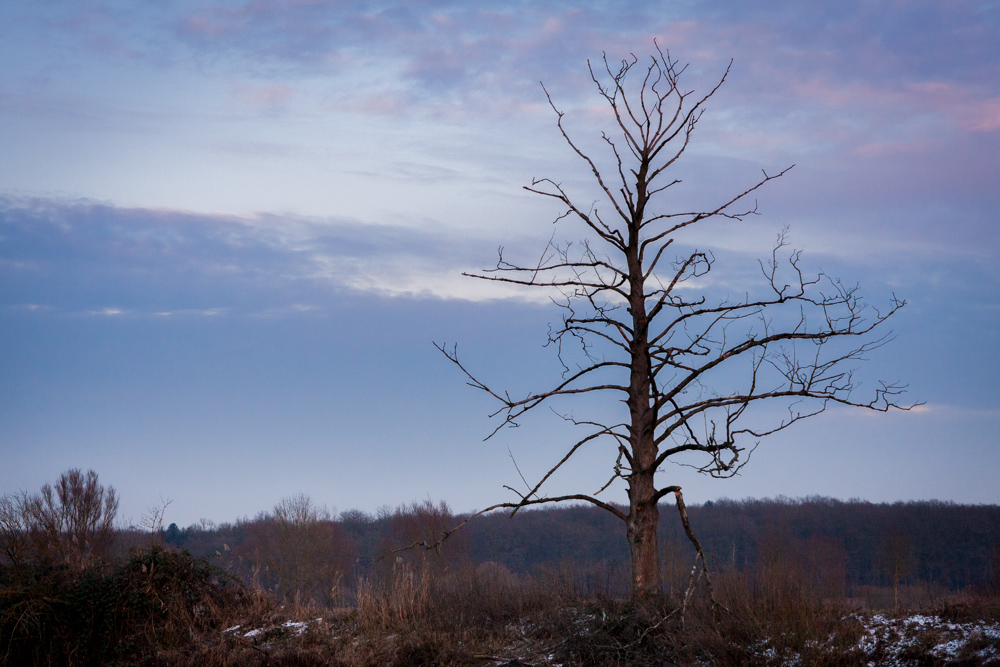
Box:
438;45;909;604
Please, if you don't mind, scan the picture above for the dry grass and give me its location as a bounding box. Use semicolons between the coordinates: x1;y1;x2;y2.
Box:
679;569;867;667
6;551;1000;666
207;564;870;667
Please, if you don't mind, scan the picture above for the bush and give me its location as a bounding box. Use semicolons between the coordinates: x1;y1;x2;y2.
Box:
0;545;261;666
0;468;120;569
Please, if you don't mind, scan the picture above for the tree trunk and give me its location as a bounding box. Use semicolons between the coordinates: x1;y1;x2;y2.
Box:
627;471;663;603
627;218;663;604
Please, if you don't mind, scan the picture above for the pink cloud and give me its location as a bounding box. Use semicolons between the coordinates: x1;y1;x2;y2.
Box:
181;14;233;38
906;82;1000;134
230;82;295;108
964;98;1000;133
336;90;410;115
853;139;935;158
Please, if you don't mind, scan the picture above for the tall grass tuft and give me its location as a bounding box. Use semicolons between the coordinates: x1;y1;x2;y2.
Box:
355;559;431;634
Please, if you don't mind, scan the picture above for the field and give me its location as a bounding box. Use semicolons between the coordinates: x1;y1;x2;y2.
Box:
3;545;1000;666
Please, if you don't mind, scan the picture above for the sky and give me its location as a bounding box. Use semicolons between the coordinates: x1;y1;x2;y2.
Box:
1;0;998;528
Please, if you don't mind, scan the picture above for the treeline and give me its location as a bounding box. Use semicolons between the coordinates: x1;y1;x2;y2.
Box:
160;495;1000;602
4;468;998;605
681;497;1000;593
465;497;1000;592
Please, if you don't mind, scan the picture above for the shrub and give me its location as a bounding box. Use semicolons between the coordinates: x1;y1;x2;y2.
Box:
0;545;261;666
0;469;119;570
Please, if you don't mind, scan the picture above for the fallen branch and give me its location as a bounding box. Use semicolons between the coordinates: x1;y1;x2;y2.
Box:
674;488;729;626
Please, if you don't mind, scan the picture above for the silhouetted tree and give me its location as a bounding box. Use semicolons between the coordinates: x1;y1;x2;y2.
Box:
440;45;910;603
164;522;184;547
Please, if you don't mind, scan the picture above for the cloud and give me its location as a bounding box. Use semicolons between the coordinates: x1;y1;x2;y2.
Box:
10;1;997;171
1;1;995;280
5;303;52;313
306;253;550;303
229;82;295;111
153;308;227;317
0;196;548;312
163;1;997;94
906;404;1000;419
15;1;997;124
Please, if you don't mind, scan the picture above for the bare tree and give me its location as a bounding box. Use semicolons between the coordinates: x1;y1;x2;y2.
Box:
16;468;120;568
0;491;32;568
387;500;467;572
878;530;915;610
244;494;351;604
439;46;910;604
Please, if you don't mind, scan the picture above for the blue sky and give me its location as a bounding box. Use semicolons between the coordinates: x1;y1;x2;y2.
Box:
1;0;998;527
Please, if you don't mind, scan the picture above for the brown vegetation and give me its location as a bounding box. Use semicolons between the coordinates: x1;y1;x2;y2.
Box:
8;549;996;666
234;494;354;606
3;473;999;665
0;468;118;568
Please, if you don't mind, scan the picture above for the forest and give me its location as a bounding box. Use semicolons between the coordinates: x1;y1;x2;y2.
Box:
167;496;1000;604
